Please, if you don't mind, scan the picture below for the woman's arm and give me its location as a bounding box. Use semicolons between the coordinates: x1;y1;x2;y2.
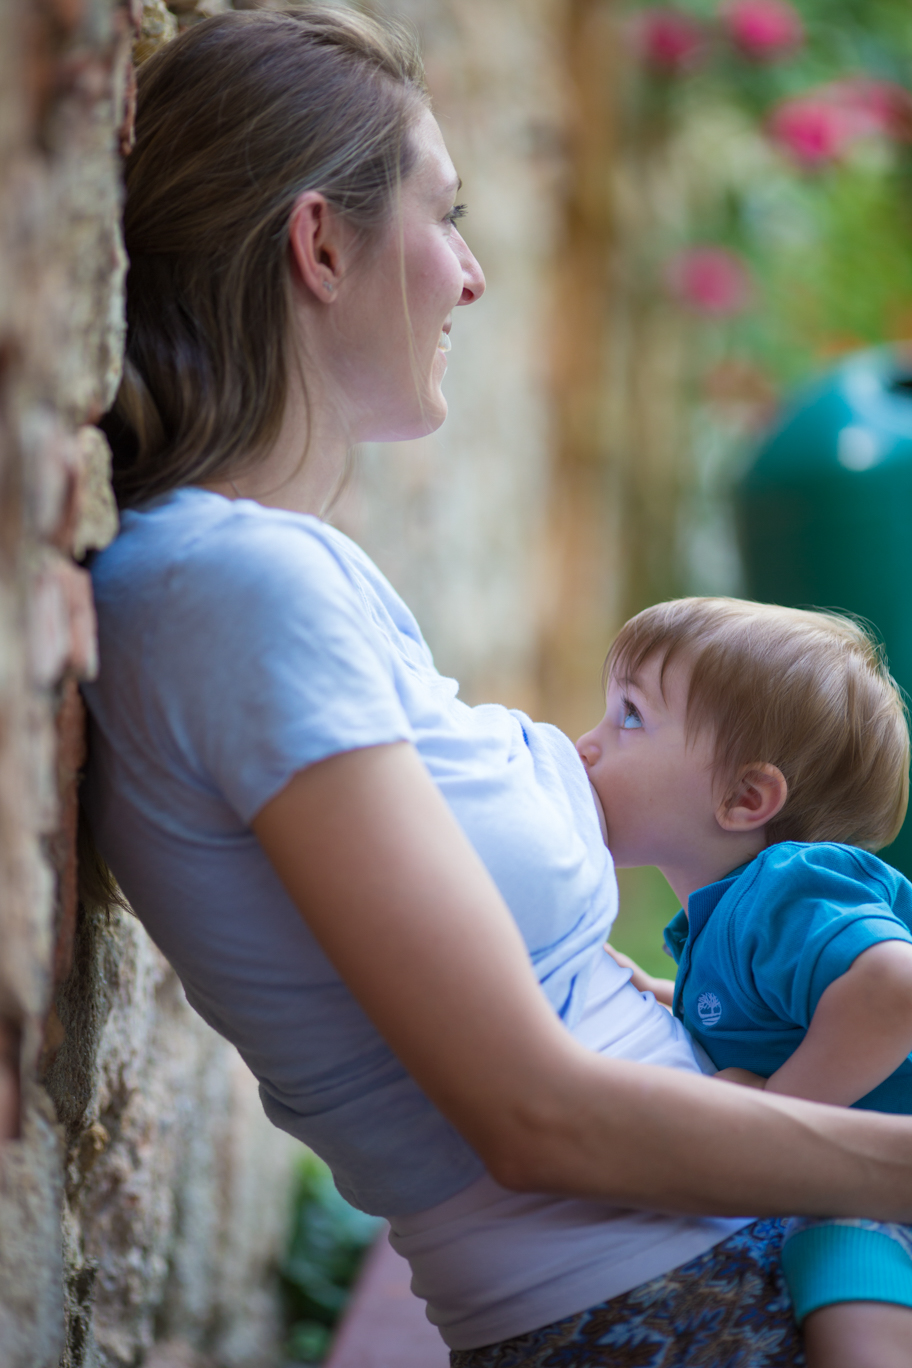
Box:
719;940;912;1106
253;742;912;1221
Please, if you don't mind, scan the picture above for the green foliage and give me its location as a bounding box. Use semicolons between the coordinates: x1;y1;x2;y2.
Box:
611;866;681;979
281;1151;384;1364
628;0;912;392
731;155;912;387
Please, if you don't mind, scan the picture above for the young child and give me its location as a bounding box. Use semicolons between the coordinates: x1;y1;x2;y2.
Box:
576;597;912;1368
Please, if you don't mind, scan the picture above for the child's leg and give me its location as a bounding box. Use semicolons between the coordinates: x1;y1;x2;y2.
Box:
804;1302;912;1368
782;1218;912;1368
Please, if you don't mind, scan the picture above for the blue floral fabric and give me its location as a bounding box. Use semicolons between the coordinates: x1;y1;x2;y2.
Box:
450;1218;805;1367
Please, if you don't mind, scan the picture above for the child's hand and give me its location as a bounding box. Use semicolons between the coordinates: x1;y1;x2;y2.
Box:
716;1067;768;1089
605;944;676;1008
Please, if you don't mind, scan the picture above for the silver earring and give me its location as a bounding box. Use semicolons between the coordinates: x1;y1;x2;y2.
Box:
323;281;334;292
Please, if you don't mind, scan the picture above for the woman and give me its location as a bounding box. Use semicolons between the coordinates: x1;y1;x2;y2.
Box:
84;10;912;1366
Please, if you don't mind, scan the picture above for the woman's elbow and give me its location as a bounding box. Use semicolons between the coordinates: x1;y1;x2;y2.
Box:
469;1101;572;1194
480;1138;552;1193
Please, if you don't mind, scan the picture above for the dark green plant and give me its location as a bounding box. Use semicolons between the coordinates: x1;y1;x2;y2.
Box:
281;1152;384;1364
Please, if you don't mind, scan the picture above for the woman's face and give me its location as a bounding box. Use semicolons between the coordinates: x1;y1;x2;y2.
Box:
332;106;486;444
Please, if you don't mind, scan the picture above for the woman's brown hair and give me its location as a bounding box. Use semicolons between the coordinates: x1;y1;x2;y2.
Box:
107;7;428;507
606;598;910;851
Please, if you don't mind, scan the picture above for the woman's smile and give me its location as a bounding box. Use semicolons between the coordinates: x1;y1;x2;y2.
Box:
331;105;485;446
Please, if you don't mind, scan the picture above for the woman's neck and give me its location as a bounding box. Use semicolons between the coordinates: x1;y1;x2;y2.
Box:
206;365;350;516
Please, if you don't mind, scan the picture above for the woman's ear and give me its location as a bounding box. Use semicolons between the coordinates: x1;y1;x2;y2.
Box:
287;191;346;301
716;763;787;835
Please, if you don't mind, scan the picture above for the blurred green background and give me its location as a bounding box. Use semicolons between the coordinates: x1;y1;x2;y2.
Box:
612;867;682;979
608;0;912;967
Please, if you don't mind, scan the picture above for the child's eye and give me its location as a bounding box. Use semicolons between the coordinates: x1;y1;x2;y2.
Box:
622;701;643;730
445;203;467;226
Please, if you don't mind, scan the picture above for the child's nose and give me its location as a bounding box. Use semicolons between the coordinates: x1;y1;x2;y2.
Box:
576;732;600;768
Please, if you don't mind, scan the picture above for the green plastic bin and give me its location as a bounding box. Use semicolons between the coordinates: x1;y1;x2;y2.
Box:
735;345;912;878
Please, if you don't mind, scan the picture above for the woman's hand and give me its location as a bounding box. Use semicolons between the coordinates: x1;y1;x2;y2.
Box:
253;742;912;1222
605;944;676;1008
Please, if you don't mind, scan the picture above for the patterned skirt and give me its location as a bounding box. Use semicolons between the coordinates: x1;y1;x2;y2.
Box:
450;1218;804;1368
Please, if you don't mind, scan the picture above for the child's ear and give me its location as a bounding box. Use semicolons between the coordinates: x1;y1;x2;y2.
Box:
716;763;787;835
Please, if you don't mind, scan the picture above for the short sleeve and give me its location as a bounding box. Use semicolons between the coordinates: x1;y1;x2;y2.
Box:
734;846;912;1028
145;511;414;822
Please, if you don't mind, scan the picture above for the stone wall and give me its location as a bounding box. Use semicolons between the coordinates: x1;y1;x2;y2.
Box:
48;908;297;1368
0;4;297;1366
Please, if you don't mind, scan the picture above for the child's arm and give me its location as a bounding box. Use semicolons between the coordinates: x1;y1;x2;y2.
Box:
605;944;676;1008
717;940;912;1106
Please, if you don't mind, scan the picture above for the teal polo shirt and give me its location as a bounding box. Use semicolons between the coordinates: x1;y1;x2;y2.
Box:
664;841;912;1114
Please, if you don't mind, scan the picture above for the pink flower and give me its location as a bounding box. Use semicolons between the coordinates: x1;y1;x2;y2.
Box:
665;247;753;316
722;0;803;62
828;78;912;143
770;79;912;167
632;8;706;74
768;97;853;167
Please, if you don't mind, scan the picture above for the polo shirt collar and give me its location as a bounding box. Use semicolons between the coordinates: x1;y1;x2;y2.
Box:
663;860;755;963
687;866;750;936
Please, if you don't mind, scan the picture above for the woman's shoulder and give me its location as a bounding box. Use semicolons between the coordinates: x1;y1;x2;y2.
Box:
104;486;357;569
86;489;415;815
93;488;371;619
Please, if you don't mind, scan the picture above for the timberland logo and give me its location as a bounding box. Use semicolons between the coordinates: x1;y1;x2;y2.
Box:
697;991;722;1026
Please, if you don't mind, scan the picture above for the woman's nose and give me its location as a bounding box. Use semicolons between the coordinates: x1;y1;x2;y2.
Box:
457;239;485;305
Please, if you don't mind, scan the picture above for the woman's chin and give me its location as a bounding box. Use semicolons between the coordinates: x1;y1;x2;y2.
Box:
365;394;448;444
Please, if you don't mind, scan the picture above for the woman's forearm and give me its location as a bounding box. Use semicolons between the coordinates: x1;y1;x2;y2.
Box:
254;743;912;1225
488;1044;912;1222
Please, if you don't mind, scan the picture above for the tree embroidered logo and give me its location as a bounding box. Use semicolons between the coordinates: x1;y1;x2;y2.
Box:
697;991;722;1026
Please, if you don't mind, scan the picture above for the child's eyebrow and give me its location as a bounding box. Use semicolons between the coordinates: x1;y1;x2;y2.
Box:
618;672;645;697
618;670;668;711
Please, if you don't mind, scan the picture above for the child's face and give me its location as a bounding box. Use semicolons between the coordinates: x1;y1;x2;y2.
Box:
576;653;721;870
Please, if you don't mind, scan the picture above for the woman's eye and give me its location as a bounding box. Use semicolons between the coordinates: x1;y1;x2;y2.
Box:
445;203;467;226
622;703;643;730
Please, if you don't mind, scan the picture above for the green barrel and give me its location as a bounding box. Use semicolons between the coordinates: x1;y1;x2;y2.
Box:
735;345;912;877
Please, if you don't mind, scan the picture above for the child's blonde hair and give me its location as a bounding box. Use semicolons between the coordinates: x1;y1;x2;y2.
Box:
606;598;910;850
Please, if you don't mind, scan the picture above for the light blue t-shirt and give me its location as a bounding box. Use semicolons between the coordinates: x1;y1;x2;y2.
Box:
664;841;912;1113
83;488;616;1215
